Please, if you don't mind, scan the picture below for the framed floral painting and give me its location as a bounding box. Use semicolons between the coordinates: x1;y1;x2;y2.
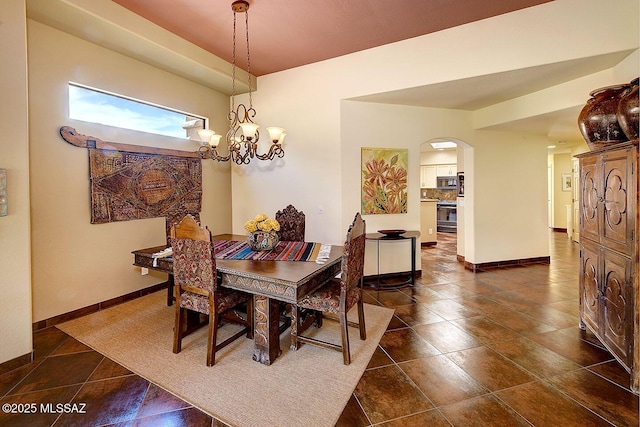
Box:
361;147;408;214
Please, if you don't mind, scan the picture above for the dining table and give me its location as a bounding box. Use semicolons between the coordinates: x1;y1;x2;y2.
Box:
132;233;343;365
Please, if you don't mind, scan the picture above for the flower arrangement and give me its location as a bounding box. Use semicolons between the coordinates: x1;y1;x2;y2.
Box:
244;214;281;251
244;213;280;233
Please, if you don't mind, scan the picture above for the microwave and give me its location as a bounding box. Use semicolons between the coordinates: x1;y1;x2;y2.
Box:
436;176;457;190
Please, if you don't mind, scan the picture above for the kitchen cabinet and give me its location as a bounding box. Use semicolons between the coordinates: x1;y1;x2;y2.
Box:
420;166;437;188
436;164;457;176
420;200;437;243
577;142;639;393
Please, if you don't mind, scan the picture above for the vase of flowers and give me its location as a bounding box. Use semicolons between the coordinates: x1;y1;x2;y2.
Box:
244;213;281;251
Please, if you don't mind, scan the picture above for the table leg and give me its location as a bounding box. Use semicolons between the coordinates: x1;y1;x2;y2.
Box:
364;236;416;289
252;295;282;365
166;274;175;306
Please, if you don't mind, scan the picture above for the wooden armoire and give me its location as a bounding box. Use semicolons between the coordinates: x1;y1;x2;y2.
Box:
577;140;639;393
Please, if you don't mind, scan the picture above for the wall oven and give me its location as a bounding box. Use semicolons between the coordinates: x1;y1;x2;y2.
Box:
436;176;457;190
436;200;457;233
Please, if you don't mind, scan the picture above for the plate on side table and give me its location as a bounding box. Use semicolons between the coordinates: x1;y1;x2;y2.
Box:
378;229;406;238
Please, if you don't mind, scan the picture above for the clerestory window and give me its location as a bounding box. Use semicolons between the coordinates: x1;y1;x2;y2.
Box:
68;82;206;140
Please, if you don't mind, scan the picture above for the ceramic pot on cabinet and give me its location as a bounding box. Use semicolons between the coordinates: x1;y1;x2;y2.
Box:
578;84;628;150
617;78;639;141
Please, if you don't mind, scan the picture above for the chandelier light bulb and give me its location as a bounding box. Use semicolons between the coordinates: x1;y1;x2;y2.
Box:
266;127;285;143
197;129;215;146
209;134;222;147
239;123;259;140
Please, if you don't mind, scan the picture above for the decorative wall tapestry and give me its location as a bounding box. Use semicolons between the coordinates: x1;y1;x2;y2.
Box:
361;147;408;214
88;149;201;223
60;126;202;224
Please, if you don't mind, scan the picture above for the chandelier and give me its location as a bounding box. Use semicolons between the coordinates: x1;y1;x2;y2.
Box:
197;0;286;165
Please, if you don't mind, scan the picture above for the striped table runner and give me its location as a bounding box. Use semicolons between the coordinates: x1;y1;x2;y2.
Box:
213;240;321;262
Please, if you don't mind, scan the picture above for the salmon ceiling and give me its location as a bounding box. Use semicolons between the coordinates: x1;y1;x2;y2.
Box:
100;0;634;143
111;0;552;76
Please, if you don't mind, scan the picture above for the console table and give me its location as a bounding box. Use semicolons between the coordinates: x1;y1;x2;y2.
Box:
364;230;419;289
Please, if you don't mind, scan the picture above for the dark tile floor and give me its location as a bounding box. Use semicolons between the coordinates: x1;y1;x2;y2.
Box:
1;231;638;426
338;232;639;427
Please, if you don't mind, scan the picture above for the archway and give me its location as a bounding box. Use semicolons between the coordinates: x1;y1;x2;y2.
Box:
419;137;473;263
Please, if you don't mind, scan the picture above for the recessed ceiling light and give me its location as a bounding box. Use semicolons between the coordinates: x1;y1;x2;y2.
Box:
430;141;457;149
547;145;556;149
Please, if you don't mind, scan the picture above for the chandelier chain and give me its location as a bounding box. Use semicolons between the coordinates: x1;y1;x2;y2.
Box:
231;9;238;112
245;10;253;108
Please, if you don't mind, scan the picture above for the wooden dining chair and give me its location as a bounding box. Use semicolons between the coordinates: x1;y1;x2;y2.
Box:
165;209;200;246
274;205;306;329
289;212;367;365
170;214;253;366
275;204;305;242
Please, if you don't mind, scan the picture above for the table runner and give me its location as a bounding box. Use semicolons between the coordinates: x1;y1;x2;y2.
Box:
213;240;321;261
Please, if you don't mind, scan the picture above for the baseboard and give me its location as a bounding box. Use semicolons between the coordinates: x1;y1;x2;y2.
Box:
421;241;437;247
32;281;168;332
364;269;422;281
457;255;551;272
0;352;33;376
551;227;568;233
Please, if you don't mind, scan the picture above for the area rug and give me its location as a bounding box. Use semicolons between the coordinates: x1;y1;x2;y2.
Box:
58;291;393;427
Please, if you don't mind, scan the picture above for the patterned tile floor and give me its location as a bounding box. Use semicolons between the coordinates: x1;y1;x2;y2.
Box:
1;231;638;426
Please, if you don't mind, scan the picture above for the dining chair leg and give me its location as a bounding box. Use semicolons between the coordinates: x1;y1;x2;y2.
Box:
206;296;219;366
357;298;366;340
206;312;215;366
173;305;184;354
340;309;351;365
290;306;299;351
314;310;324;328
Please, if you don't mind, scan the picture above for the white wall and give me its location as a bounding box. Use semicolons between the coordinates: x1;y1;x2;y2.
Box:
420;150;457;166
550;153;573;229
341;102;474;273
238;0;637;267
229;60;344;245
468;133;549;263
341;102;472;243
0;0;33;365
27;20;233;322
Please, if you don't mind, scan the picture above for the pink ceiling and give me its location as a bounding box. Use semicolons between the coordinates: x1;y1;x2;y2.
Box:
112;0;552;76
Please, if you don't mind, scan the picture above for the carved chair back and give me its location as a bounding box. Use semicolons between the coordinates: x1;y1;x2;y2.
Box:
170;214;217;294
166;210;200;246
275;205;305;241
339;213;366;294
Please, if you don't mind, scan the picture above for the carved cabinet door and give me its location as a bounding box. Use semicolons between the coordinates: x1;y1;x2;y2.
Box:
579;238;600;333
601;146;636;256
577;142;639;393
579;154;600;244
601;247;634;366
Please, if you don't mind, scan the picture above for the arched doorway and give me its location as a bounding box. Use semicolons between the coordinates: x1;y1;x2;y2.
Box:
419;137;472;263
